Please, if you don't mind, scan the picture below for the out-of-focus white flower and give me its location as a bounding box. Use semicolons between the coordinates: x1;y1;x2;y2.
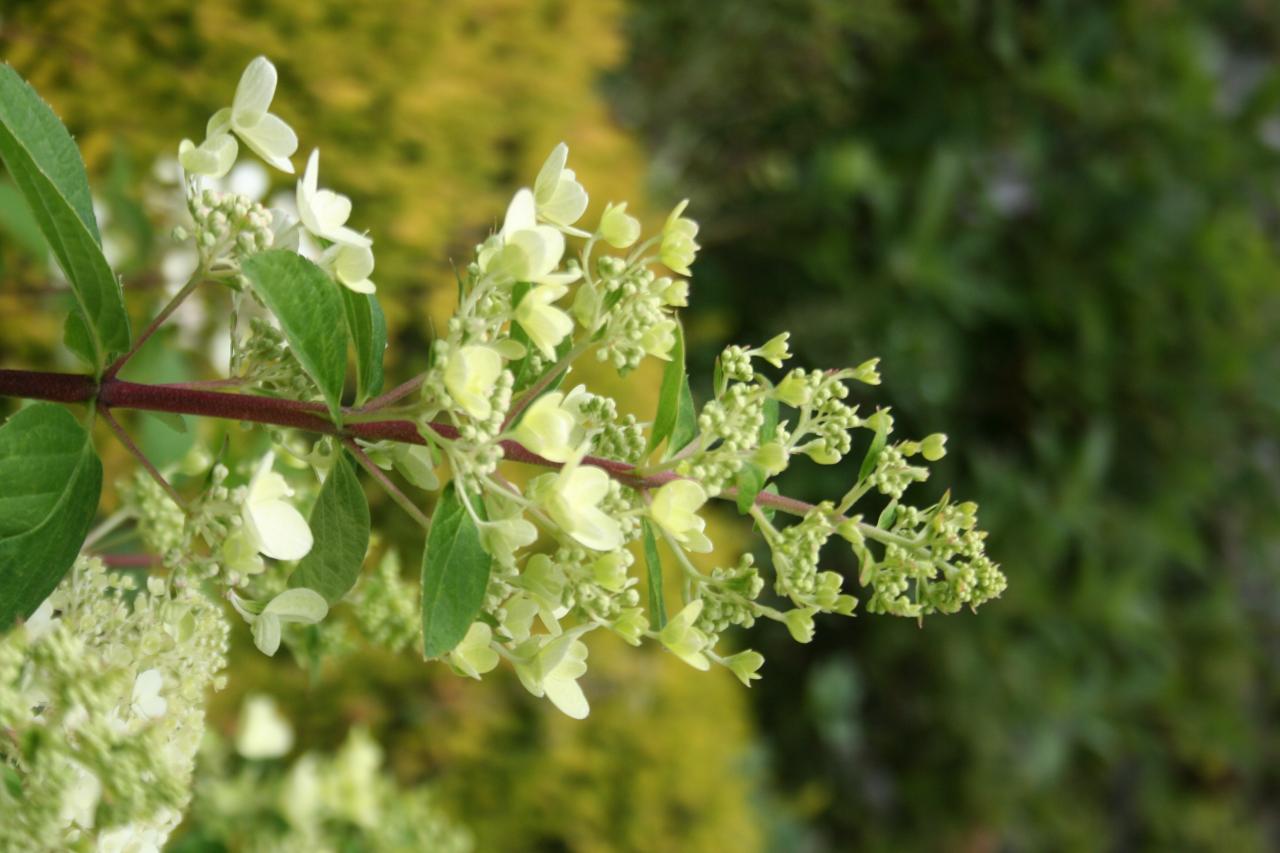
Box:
59;764;101;830
236;694;294;759
224;160;271;201
207;56;299;173
131;669;167;720
296;149;371;247
533;142;589;232
448;622;500;679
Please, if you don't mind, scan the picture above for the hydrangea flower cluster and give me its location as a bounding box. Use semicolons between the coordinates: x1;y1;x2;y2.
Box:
0;53;1008;849
122;57;1006;721
0;558;229;851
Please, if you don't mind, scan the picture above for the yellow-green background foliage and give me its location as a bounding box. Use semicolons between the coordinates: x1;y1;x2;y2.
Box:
0;3;766;849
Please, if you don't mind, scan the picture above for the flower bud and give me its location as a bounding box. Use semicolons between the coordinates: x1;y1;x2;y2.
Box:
921;433;948;462
774;372;811;408
724;649;765;687
756;333;791;368
753;441;788;476
599;201;641;249
782;608;816;643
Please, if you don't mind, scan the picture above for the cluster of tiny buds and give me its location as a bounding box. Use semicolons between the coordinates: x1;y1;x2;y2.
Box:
176;188;274;263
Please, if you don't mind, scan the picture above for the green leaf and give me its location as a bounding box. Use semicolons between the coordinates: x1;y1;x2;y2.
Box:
858;413;889;482
648;323;699;456
241;250;349;420
421;483;491;658
760;394;780;443
669;374;698;457
734;462;768;515
642;519;667;630
0;65;130;368
0;404;102;630
288;453;370;605
341;288;386;403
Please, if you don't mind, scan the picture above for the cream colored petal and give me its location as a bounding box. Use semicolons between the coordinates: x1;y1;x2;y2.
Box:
237;113;297;173
247;499;313;561
501;189;537;238
233;56;278;118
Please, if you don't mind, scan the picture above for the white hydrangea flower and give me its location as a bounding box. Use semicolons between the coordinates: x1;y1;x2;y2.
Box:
207;56;298;173
319;241;377;294
533;142;589;232
650;479;713;553
514;633;591;719
58;764;101;830
510;388;584;462
481;189;582;286
542;450;622;552
598;201;641;248
443;345;503;420
236;694;295;759
296;149;372;248
241;588;330;657
240;452;314;563
447;622;500;680
130;669;167;720
660;198;700;275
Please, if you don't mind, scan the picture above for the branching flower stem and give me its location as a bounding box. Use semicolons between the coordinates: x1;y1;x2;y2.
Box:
342;438;432;529
98;406;187;510
0;367;821;519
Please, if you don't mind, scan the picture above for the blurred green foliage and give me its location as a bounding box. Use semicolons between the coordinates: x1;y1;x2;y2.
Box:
614;1;1280;849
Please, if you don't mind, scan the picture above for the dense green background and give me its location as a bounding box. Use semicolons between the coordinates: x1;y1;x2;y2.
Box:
613;1;1280;849
4;1;1280;850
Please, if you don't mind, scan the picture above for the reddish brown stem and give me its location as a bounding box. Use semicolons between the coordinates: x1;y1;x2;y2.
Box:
0;368;820;517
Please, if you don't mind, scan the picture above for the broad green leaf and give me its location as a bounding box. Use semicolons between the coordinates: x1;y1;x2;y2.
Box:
858;412;889;483
648;323;699;456
241;250;349;420
0;179;47;258
288;453;370;604
734;462;768;515
0;404;102;630
341;287;386;402
0;65;130;367
642;519;667;630
421;483;491;658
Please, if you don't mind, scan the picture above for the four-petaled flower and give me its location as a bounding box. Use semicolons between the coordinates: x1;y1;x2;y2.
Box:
660;199;700;275
649;479;713;553
533;142;589;232
511;388;585;463
208;56;299;173
482;189;582;286
514;283;574;359
542;450;622;552
514;633;591;719
296;149;372;248
658;599;712;670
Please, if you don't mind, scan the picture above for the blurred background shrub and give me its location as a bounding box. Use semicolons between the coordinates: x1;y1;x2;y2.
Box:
4;0;1280;850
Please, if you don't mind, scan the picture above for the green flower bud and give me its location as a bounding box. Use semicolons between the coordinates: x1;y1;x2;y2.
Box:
724;649;765;687
782;608;816;643
774;372;811;408
921;433;948;462
756;332;791;368
753;441;789;475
